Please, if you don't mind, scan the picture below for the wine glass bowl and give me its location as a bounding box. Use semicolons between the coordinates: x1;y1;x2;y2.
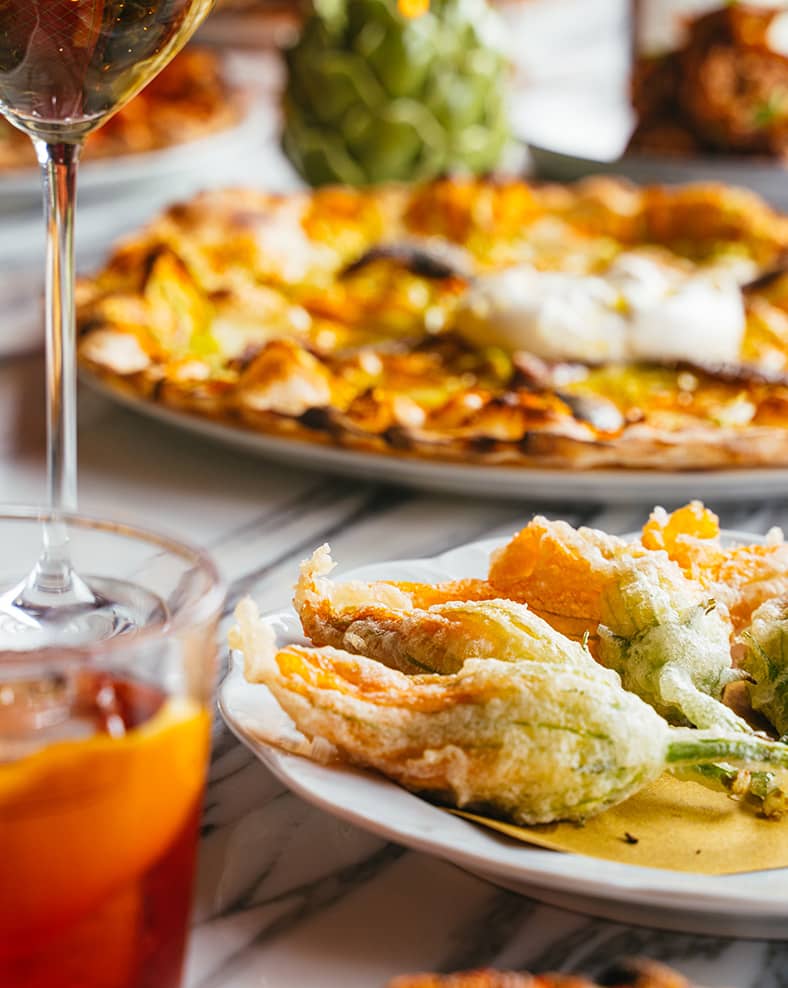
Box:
0;506;222;654
0;0;215;142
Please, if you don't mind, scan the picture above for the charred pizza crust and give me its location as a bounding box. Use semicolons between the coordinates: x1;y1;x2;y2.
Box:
77;177;788;472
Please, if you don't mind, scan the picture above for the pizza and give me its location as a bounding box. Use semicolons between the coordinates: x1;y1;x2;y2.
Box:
0;48;242;171
77;176;788;471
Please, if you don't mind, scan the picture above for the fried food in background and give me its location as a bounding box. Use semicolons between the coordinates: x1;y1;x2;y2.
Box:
388;958;699;988
0;48;242;171
630;5;788;158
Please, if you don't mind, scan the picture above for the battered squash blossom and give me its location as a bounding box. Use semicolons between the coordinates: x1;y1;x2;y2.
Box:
292;544;787;811
230;597;788;826
597;556;748;733
741;597;788;737
596;554;788;811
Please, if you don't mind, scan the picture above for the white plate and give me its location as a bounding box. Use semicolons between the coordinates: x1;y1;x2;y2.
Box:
0;104;272;208
219;532;788;939
83;374;788;504
0;52;277;212
513;83;788;210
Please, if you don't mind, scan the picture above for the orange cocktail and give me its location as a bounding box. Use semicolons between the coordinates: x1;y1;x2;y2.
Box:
0;509;222;988
0;676;211;988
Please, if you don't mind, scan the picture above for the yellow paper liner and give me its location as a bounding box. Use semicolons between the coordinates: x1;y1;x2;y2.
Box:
452;773;788;875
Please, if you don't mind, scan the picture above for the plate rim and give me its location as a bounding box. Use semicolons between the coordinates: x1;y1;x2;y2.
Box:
82;372;788;504
0;71;275;202
524;130;788;177
218;529;788;922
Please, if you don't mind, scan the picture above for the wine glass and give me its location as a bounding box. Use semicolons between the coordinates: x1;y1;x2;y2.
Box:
0;0;216;648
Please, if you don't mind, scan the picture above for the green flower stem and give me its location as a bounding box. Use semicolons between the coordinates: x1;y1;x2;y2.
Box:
668;734;788;768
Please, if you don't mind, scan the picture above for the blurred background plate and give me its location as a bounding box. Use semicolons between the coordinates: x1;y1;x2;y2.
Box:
0;97;276;211
0;51;279;213
515;82;788;209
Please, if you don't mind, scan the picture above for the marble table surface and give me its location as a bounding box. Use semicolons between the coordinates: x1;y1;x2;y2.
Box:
1;353;787;987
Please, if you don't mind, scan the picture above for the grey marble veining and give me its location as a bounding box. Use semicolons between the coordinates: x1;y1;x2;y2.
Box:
2;353;787;988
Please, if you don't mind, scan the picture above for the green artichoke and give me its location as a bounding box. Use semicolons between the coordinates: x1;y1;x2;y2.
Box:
282;0;510;186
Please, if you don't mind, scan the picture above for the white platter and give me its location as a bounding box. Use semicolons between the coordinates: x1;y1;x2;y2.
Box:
513;83;788;210
83;374;788;505
219;533;788;939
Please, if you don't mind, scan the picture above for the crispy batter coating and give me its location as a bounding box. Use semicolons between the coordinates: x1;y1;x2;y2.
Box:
597;555;747;733
641;502;724;581
294;543;494;653
391;579;498;609
642;502;788;632
294;545;589;675
231;599;788;824
487;517;649;651
741;596;788;736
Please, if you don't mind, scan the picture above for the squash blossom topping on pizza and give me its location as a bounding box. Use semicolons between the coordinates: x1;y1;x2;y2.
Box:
77;177;788;471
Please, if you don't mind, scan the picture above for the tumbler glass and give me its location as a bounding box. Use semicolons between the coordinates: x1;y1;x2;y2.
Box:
0;508;223;988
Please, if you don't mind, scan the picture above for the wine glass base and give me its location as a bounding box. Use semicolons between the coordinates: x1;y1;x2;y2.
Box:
0;575;169;651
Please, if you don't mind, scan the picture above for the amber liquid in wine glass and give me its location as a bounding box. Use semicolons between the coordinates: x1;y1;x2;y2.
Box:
0;0;214;648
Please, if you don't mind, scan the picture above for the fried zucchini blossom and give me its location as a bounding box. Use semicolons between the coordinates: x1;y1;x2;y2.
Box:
231;598;788;826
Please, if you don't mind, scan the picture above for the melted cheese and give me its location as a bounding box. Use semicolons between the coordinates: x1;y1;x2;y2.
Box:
253;200;335;282
455;254;746;365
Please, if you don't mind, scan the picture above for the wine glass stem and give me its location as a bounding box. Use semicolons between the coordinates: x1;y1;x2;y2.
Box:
32;139;83;592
